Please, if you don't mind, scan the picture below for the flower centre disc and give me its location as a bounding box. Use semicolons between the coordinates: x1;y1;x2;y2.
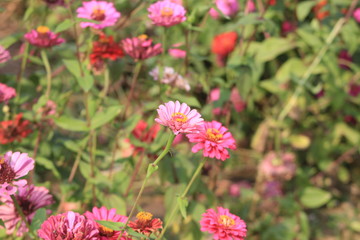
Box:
91;8;106;21
171;112;188;123
137;211;153;223
37;26;50;34
161;7;174;17
206;128;223;141
0;158;16;184
218;215;235;227
99;225;115;237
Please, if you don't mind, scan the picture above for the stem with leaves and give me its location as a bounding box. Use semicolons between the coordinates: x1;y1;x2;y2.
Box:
40;50;52;99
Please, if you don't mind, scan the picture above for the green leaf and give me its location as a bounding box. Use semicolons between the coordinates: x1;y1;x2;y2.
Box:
300;187;332;208
0;219;4;228
96;220;124;230
296;1;316;21
91;106;121;130
30;208;47;232
101;194;127;215
63;59;94;92
36;157;61;179
126;229;151;239
236;13;263;25
255;38;296;62
177;197;188;219
169;94;201;108
147;164;159;178
297;29;322;48
54;19;74;33
54;116;89;132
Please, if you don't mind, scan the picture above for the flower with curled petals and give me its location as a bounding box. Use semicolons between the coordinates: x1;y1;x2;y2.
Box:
209;0;239;19
155;101;203;135
0;83;16;104
148;0;186;27
129;211;163;237
24;26;65;48
121;35;162;61
0;113;32;144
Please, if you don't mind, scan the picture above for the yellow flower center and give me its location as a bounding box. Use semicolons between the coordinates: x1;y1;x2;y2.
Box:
171;112;188;123
206;128;223;141
36;26;50;34
218;215;235;227
161;7;174;17
138;34;148;40
136;211;153;222
99;225;115;237
91;8;106;21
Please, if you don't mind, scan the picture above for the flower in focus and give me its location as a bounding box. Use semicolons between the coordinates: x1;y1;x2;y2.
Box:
155;100;203;135
0;184;53;236
338;49;352;70
209;0;239;19
121;35;162;61
281;21;297;36
149;66;190;91
245;0;256;13
129;211;163;237
186;121;236;161
38;211;99;240
0;151;35;198
24;26;65;48
43;0;65;6
348;82;360;97
148;0;186;27
77;1;120;29
84;206;130;240
0;113;32;144
259;151;296;181
0;83;16;104
200;207;247;240
313;0;329;21
0;45;11;64
212;32;237;66
354;8;360;23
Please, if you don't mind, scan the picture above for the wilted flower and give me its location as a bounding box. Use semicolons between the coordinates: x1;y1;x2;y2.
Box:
200;207;247;240
245;0;256;13
155;100;203;135
149;66;190;91
0;113;32;144
354;8;360;23
84;206;130;240
0;45;11;63
259;151;296;181
121;35;162;61
338;49;352;70
0;83;16;104
209;0;239;19
38;211;99;240
0;151;34;198
24;26;65;48
348;82;360;97
0;184;53;236
77;1;120;29
186;121;236;161
129;211;163;237
148;0;186;27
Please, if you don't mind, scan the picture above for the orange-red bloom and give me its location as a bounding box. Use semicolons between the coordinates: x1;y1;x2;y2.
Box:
129;212;163;237
211;32;238;56
0;113;32;144
313;0;329;20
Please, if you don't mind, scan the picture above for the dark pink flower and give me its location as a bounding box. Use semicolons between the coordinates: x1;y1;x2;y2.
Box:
262;181;283;198
281;21;297;35
348;83;360;97
259;151;296;181
24;26;65;48
200;207;247;240
0;83;16;104
353;8;360;23
128;211;163;237
344;115;357;125
121;35;162;61
0;45;11;63
148;0;186;27
338;49;352;70
245;0;256;13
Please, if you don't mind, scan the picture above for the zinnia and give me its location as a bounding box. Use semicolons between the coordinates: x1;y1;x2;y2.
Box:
259;151;296;181
155;100;203;135
200;207;247;240
0;113;32;144
354;8;360;23
0;45;11;63
0;151;35;198
129;211;163;237
209;0;239;19
148;0;186;27
77;0;121;29
121;35;162;61
149;66;190;91
211;32;237;57
186;121;236;161
0;83;16;103
24;26;65;48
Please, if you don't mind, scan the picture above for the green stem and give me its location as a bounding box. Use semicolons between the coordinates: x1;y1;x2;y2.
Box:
123;61;143;118
100;66;110;99
40;50;52;99
15;42;29;109
10;195;36;239
157;157;208;239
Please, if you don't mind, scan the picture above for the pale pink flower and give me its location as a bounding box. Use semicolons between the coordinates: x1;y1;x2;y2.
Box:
84;206;130;240
77;1;121;29
121;35;162;61
230;88;246;112
148;0;187;27
209;88;246;115
38;211;99;240
259;151;296;181
155;100;203;135
0;151;35;198
245;0;256;13
186;121;236;161
209;0;239;19
0;184;53;236
229;181;251;198
0;45;11;63
200;207;247;240
24;26;65;48
262;181;283;198
149;66;190;91
353;8;360;23
168;48;186;58
0;83;16;104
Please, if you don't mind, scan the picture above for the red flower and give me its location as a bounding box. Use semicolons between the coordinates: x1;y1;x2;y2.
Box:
132;120;161;143
313;0;329;20
128;212;163;237
211;32;238;57
268;0;276;6
0;113;32;144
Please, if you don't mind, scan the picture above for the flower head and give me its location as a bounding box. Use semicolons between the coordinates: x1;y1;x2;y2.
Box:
0;184;53;236
148;0;186;27
209;0;239;19
132;120;161;144
200;207;247;240
354;8;360;23
0;113;32;144
168;45;186;58
349;82;360;97
0;45;11;64
212;32;237;57
77;1;120;29
24;26;65;48
313;0;329;20
186;121;236;161
155;101;203;135
38;211;99;240
84;206;130;240
245;0;256;13
0;83;16;104
338;49;352;70
121;35;162;61
129;211;163;237
259;151;296;181
149;66;190;91
0;151;35;198
281;21;297;36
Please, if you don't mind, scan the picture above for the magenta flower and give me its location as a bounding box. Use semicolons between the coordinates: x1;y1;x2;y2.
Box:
0;83;16;104
0;184;53;236
259;151;296;181
349;82;360;97
262;181;283;198
245;0;256;13
24;26;65;48
148;0;186;27
84;206;130;240
353;8;360;23
186;121;236;161
338;49;353;70
209;0;239;19
0;45;11;63
77;1;120;29
155;100;203;135
38;211;99;240
200;207;247;240
121;35;162;61
0;151;35;198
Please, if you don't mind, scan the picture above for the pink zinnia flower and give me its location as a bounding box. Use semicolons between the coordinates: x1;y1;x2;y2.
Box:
245;0;256;13
229;181;251;198
84;206;130;240
121;35;162;61
38;211;99;240
349;82;360;97
155;100;203;135
0;184;53;236
281;21;297;35
200;207;247;240
353;8;360;23
149;66;190;91
209;0;239;19
0;45;11;63
0;83;16;104
24;26;65;48
186;121;236;161
77;1;120;29
148;0;187;27
168;48;186;58
0;151;35;198
128;211;163;237
259;151;296;181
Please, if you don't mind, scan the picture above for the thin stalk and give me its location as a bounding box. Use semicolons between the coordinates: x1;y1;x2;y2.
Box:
15;42;29;109
10;195;36;239
100;66;110;99
40;50;52;99
123;61;143;118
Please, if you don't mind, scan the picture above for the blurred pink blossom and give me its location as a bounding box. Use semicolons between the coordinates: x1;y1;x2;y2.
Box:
229;181;251;198
148;0;186;27
259;151;296;181
281;21;297;35
0;83;16;104
209;0;239;19
245;0;256;13
338;49;352;70
0;45;11;63
262;181;283;198
353;8;360;23
24;26;65;48
348;82;360;97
